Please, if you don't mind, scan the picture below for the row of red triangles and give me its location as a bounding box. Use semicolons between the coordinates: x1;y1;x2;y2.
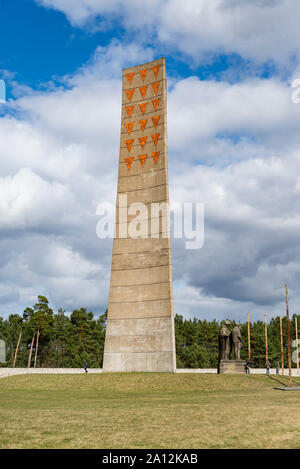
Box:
125;152;160;169
125;115;160;135
124;65;161;84
125;82;160;102
125;98;160;118
125;133;160;152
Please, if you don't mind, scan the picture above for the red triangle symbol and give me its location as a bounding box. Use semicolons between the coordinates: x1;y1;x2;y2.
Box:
139;119;147;132
152;82;160;95
124;157;134;170
125;72;135;84
125;105;134;118
125;89;135;102
152;115;160;128
151;133;160;145
152;65;161;78
152;151;160;164
125;122;134;134
139;69;148;81
138;154;147;168
139;86;148;99
125;139;134;151
152;98;160;111
139;102;148;115
138;136;148;149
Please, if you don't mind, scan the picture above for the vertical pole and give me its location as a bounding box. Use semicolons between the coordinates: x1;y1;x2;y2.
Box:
13;330;22;367
285;284;293;388
247;313;251;361
34;329;40;368
264;314;268;365
295;317;299;373
28;330;36;369
280;316;284;376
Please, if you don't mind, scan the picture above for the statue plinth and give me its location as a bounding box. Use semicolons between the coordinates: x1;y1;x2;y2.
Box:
218;359;246;374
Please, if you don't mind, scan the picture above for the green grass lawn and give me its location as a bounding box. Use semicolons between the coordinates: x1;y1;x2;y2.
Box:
0;373;300;449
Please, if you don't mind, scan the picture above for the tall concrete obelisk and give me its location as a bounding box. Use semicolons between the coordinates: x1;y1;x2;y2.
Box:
103;58;176;372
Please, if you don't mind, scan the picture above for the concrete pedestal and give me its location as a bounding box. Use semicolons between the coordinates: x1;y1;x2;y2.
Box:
218;359;246;374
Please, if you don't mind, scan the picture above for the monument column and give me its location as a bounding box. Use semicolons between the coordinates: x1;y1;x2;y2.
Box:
103;57;176;372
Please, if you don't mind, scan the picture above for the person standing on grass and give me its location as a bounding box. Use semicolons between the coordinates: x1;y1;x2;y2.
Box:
84;360;88;373
276;362;280;375
246;359;251;374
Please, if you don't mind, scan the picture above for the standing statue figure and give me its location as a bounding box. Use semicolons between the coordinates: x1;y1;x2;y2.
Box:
230;324;243;359
219;320;231;360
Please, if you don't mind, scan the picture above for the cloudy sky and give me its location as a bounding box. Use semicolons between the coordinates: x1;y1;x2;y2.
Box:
1;0;300;321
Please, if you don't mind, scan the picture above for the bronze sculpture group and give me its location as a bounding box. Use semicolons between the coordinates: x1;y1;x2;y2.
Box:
219;320;243;360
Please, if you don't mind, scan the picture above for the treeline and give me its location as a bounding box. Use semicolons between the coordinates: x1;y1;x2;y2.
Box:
0;296;106;368
0;296;299;368
175;314;299;368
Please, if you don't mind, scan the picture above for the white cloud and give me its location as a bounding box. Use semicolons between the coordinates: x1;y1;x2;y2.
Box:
35;0;300;68
0;168;76;230
168;77;300;165
170;148;300;317
1;39;300;320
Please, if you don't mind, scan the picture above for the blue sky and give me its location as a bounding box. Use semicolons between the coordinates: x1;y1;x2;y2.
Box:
1;0;300;321
0;0;277;97
1;0;116;95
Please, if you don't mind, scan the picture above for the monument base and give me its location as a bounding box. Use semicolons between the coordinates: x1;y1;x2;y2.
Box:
218;359;246;374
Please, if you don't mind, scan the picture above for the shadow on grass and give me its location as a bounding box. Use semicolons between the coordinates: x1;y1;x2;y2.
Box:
266;374;300;388
266;374;288;387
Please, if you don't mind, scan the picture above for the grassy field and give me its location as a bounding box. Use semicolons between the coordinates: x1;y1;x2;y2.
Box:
0;372;300;449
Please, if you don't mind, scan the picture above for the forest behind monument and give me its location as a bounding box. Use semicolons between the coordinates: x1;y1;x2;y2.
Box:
0;295;298;369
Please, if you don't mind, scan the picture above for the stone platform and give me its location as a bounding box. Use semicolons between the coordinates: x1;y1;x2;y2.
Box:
218;359;246;374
